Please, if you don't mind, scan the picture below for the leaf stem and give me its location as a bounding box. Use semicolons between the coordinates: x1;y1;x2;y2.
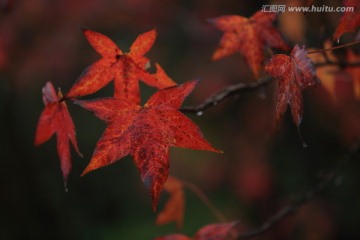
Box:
181;179;228;223
307;40;360;55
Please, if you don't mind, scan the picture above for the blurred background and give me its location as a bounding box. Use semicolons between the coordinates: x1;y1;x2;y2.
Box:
1;0;360;239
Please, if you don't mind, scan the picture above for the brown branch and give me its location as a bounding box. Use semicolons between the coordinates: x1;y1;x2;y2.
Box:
181;179;228;223
231;141;360;240
180;76;273;114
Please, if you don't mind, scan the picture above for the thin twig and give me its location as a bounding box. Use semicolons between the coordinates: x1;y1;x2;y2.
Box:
180;76;272;114
307;40;360;54
314;61;360;68
232;141;360;240
181;179;228;223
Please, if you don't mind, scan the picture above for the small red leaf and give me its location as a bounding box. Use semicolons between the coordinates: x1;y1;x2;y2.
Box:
210;11;289;77
65;29;174;103
156;176;185;228
35;82;82;190
76;81;221;210
265;45;318;127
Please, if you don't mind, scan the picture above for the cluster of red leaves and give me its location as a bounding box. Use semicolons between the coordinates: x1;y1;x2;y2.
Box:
35;29;220;211
211;11;320;128
33;2;360;239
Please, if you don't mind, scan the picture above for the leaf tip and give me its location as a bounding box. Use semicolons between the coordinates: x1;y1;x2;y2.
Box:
216;149;224;154
72;99;82;107
79;26;89;33
80;166;92;177
150;28;157;36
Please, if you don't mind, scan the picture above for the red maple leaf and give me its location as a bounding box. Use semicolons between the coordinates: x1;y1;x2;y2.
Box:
156;175;185;228
333;0;360;40
265;45;318;127
210;11;289;77
155;221;238;240
64;29;176;103
75;81;221;210
34;82;82;190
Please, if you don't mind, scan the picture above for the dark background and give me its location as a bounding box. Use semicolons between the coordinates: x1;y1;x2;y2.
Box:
1;0;360;239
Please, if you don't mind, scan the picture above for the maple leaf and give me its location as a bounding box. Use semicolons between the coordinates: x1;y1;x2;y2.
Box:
155;221;238;240
64;29;176;103
35;82;82;190
333;0;360;40
156;175;185;228
75;81;221;210
265;44;318;127
210;11;289;77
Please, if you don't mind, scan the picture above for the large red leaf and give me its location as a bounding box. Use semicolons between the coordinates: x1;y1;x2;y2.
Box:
75;81;221;210
35;82;82;190
64;29;176;103
265;45;318;127
333;0;360;40
210;11;289;77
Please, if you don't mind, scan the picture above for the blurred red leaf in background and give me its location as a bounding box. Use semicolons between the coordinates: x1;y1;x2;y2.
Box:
156;175;185;228
210;11;289;77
